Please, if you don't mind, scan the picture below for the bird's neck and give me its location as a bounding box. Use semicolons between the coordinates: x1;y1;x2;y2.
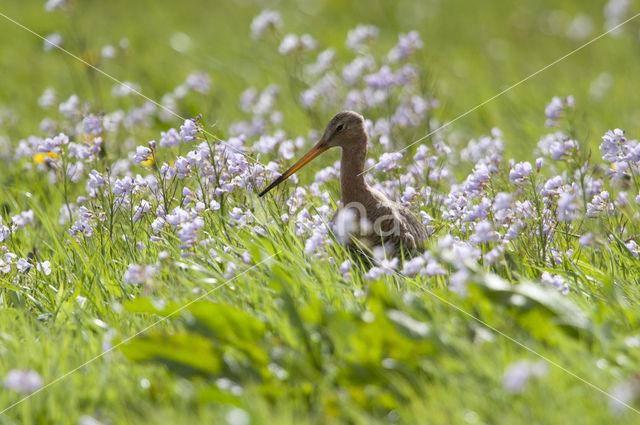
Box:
340;142;369;204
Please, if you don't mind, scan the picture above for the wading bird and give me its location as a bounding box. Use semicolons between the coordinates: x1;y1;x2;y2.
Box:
258;111;427;255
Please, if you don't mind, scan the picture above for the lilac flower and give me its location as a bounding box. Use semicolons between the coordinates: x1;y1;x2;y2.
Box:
535;157;544;172
179;119;198;143
307;48;336;76
278;34;300;55
45;0;68;12
112;81;141;98
342;55;376;85
38;88;57;109
16;258;31;273
304;229;325;256
470;221;498;244
401;256;424;276
184;71;211;94
557;192;579;222
11;210;34;230
387;31;423;63
345;25;379;52
541;271;570;294
609;379;640;415
364;66;396;90
59;95;80;118
159;128;180;148
493;192;512;211
250;9;283;40
43;32;63;51
365;258;398;280
3;370;43;394
123;264;157;285
83;114;102;135
586;191;614;218
133;146;152;165
133;200;152;223
509;161;532;184
375;151;404;172
600;128;627;162
339;259;351;277
625;240;640;258
544;97;563;127
66;161;84;182
87;170;105;190
579;233;594;247
37;260;52;276
174;156;190;179
502;361;549;393
101;44;116;58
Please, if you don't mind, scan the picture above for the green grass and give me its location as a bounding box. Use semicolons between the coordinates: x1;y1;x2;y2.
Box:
1;0;640;424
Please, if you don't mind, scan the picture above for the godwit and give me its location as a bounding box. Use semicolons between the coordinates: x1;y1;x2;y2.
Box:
258;111;427;255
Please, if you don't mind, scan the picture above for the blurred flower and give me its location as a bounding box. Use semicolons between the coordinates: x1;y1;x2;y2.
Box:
133;146;153;165
345;25;379;52
502;361;548;394
3;369;43;394
43;32;63;51
541;271;569;294
387;31;423;63
251;9;282;40
179;119;198;143
83;114;102;135
45;0;68;12
184;71;211;94
38;87;57;109
123;264;157;285
509;161;532;184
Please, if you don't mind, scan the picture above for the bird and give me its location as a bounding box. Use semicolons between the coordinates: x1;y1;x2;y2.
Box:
258;111;427;256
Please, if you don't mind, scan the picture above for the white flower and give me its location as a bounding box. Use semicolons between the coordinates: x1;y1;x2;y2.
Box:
3;369;43;393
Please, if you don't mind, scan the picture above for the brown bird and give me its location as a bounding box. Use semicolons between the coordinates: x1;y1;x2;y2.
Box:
258;111;427;255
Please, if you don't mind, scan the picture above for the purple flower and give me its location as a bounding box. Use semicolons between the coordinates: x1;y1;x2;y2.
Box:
345;25;379;52
557;192;579;222
600;128;627;162
83;114;102;135
339;259;351;277
375;151;404;171
45;0;68;12
3;370;43;394
124;264;157;285
184;71;211;94
37;260;52;276
502;361;548;394
16;258;31;273
509;161;532;184
133;200;152;223
38;88;57;109
43;32;63;51
365;258;398;280
541;271;569;294
250;9;283;40
133;146;152;165
278;34;300;55
470;221;498;244
179;119;198;143
401;256;425;276
387;30;423;63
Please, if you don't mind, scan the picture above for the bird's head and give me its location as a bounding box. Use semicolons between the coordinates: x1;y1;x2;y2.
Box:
258;111;367;197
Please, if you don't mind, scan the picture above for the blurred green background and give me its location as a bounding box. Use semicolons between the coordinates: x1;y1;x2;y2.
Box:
1;0;639;158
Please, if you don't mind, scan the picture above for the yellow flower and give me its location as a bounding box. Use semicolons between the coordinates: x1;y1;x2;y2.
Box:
33;151;60;164
140;156;155;167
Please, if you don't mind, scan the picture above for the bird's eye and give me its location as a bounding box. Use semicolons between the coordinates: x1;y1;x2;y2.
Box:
336;124;345;132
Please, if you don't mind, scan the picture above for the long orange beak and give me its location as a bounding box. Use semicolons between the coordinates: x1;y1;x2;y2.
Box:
258;139;329;197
